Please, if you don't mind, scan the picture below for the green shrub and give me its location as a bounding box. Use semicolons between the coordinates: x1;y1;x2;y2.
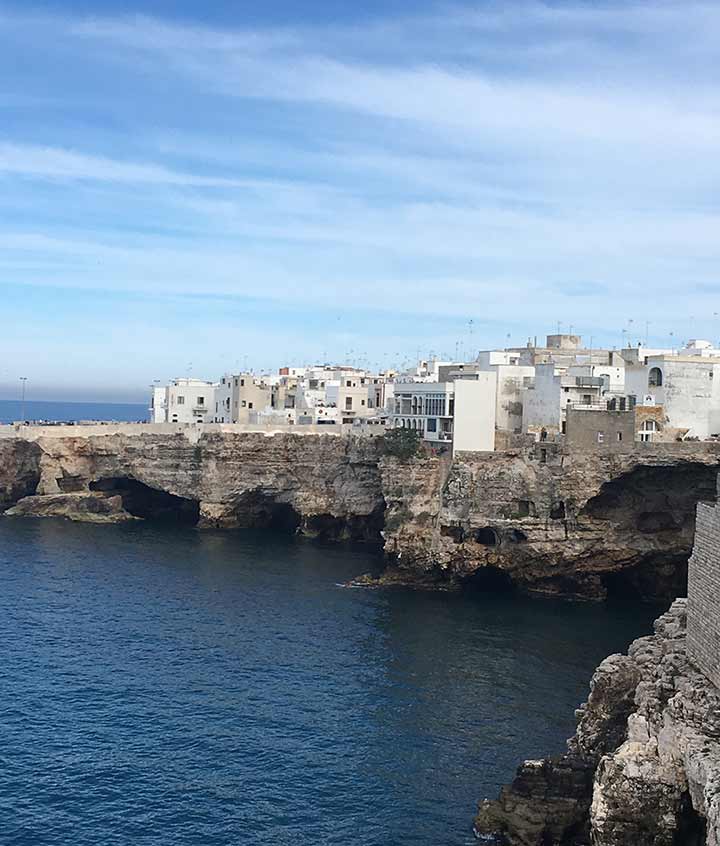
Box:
382;427;422;460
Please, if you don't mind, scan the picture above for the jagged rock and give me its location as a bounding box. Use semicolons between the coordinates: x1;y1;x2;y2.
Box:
6;492;136;523
0;439;41;510
379;444;720;599
474;600;720;845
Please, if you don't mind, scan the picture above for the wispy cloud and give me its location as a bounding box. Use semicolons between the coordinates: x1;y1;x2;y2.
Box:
1;1;720;388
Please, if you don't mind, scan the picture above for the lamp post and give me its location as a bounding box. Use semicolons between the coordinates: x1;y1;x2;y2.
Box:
19;377;27;423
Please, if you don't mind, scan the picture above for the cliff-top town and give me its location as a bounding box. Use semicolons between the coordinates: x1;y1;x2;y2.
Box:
148;332;720;454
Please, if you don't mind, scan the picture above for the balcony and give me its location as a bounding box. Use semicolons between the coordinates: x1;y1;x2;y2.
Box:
574;376;604;388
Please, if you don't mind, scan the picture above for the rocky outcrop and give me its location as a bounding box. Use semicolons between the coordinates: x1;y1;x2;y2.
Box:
375;442;720;599
0;438;41;510
5;492;136;523
474;599;720;845
1;431;385;540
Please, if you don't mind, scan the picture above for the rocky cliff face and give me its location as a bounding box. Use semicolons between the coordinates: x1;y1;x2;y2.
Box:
0;439;41;511
376;442;720;599
1;432;385;541
474;599;720;845
3;432;719;600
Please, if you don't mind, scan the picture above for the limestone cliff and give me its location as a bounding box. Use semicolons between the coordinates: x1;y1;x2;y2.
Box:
3;430;720;599
0;438;41;511
377;442;720;599
1;431;385;540
474;599;720;845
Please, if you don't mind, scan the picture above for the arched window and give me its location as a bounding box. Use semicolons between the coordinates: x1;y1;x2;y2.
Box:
648;367;663;388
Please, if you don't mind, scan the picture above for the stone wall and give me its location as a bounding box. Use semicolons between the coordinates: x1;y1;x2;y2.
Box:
565;407;635;450
687;477;720;688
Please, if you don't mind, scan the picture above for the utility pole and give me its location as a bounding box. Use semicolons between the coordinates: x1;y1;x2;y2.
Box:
19;377;27;423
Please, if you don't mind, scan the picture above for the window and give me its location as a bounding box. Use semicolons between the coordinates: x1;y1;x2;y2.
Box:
639;419;658;442
346;380;352;387
426;418;437;432
540;448;547;464
248;402;253;409
197;396;204;406
361;399;365;406
240;379;245;387
617;432;623;441
583;394;592;404
648;368;663;388
177;396;185;405
345;397;353;410
241;401;247;408
597;432;605;443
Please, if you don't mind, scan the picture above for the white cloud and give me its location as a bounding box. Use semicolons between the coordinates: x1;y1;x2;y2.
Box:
2;0;720;386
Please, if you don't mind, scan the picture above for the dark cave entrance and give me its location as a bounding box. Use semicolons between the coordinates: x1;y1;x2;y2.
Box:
582;463;717;534
231;490;302;533
582;462;719;598
302;503;386;544
600;553;690;603
89;478;200;525
473;527;500;546
462;565;515;594
673;792;707;846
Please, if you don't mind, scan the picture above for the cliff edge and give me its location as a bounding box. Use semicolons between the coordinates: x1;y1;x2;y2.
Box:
475;599;720;845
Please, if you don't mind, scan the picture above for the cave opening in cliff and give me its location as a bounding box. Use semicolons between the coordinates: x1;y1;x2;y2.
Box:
673;792;707;846
89;478;200;525
550;501;566;520
601;553;689;602
582;464;717;530
507;528;528;543
462;565;515;594
441;524;465;543
231;491;302;533
303;503;385;545
473;527;499;546
582;463;718;596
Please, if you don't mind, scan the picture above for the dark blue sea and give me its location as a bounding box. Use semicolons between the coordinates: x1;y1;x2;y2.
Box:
0;399;147;424
0;519;660;845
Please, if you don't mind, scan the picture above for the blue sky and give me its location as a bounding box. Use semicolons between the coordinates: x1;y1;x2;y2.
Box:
1;0;720;401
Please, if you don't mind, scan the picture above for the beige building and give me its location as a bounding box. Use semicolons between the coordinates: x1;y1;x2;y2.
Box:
229;373;272;424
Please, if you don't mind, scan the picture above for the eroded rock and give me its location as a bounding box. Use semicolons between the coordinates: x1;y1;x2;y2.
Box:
474;600;720;845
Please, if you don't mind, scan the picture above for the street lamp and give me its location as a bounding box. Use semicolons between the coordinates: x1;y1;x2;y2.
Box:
19;377;28;423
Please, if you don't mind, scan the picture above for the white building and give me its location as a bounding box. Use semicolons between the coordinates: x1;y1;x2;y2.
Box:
452;375;497;453
625;354;720;440
213;375;233;422
476;350;535;433
522;363;612;437
150;378;217;424
390;374;497;453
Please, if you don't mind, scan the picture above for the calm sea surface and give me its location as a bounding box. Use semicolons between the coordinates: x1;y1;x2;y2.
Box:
0;518;661;845
0;399;147;424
